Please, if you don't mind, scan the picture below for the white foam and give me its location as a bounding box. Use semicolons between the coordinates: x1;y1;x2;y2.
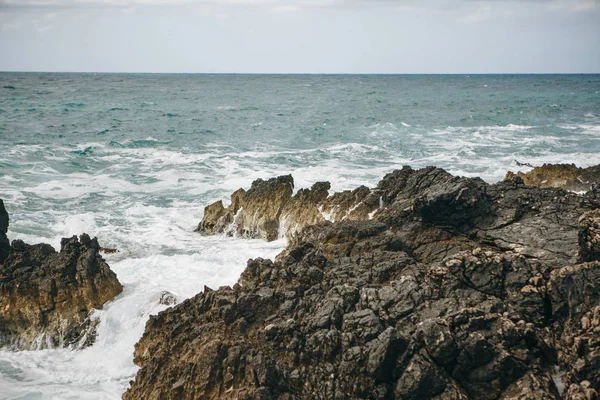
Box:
0;233;285;399
318;205;333;222
2;120;600;399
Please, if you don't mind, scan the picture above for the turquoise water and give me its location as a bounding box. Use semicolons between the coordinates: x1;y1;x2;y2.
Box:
0;73;599;399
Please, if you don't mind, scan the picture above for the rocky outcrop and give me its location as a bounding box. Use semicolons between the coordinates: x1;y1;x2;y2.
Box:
197;175;295;241
505;163;600;192
0;199;10;264
0;233;123;350
126;167;600;400
196;176;380;241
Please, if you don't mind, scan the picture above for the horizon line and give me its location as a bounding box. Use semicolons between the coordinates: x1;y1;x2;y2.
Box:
2;71;600;75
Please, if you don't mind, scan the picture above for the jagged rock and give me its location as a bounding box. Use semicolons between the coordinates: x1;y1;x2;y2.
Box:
197;175;295;241
505;163;600;192
196;176;380;241
0;234;123;349
579;209;600;262
548;261;600;396
318;184;378;223
0;199;9;264
126;167;600;399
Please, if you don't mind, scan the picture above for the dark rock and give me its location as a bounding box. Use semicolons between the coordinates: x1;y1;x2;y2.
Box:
395;351;448;399
0;199;9;264
126;167;600;399
579;209;600;262
0;234;123;349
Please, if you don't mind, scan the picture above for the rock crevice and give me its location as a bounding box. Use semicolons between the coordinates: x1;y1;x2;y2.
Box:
127;166;600;400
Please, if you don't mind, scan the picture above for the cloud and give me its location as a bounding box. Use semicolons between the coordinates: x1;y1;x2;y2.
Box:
30;17;54;31
1;19;21;31
0;0;598;13
459;3;493;22
548;0;600;12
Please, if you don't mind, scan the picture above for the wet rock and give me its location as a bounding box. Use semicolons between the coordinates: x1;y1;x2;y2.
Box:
0;199;9;264
127;167;600;399
196;175;380;241
159;291;177;306
197;175;294;241
505;163;600;192
0;234;123;349
318;184;378;223
279;181;331;236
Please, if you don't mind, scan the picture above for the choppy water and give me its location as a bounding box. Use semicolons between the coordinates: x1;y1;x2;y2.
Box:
0;73;599;399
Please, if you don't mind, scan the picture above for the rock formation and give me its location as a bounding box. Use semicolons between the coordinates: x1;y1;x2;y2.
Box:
0;199;10;264
196;176;380;241
0;231;123;350
505;163;600;192
126;167;600;400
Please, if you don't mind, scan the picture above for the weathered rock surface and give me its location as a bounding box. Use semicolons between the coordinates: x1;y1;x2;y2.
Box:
0;233;123;349
505;163;600;192
126;167;600;400
196;176;380;241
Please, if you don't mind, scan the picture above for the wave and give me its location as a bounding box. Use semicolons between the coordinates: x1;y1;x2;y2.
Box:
107;137;172;148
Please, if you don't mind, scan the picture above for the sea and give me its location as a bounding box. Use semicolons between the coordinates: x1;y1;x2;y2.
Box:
0;73;599;399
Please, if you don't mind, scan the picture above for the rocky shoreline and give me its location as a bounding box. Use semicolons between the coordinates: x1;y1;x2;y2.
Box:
125;165;600;400
2;163;600;399
0;201;123;350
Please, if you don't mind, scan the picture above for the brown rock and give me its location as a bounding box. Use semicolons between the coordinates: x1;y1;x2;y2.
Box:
505;164;600;192
0;234;123;349
127;167;600;399
196;175;381;241
196;175;294;241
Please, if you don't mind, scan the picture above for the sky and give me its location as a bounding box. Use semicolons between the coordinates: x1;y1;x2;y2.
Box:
0;0;599;73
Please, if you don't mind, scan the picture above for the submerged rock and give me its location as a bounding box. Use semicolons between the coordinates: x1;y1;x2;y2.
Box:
0;233;123;350
159;291;177;306
126;167;600;399
505;163;600;192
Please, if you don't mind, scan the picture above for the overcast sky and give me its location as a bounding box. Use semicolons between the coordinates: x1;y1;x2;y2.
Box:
0;0;599;73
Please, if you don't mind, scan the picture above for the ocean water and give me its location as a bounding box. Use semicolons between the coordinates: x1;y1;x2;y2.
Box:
0;73;599;399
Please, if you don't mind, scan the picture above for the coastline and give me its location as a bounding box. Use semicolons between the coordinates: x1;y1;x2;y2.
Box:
1;72;599;399
124;166;600;399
